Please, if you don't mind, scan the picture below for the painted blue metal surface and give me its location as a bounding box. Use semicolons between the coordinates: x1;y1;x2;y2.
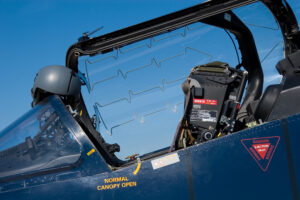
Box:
0;95;299;200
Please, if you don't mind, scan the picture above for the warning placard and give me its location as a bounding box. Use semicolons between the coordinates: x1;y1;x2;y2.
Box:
241;136;280;172
193;99;217;105
252;143;270;159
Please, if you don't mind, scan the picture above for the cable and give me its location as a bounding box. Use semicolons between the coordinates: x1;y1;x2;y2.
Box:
224;29;241;68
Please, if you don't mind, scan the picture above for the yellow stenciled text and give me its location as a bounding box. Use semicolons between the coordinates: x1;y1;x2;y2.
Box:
97;183;120;191
104;176;128;184
122;182;137;188
97;177;137;191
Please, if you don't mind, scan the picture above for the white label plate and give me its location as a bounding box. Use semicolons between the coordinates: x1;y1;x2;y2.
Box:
151;153;180;170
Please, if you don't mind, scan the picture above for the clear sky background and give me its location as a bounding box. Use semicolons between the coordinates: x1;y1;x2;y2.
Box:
0;0;300;159
0;0;203;131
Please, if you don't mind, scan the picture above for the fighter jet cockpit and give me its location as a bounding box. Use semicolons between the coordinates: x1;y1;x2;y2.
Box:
1;0;300;199
66;0;298;167
1;0;300;174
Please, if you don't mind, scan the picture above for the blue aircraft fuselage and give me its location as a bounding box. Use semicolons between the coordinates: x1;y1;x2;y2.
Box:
0;96;299;200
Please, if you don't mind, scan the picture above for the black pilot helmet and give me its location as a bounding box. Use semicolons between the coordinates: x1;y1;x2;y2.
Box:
31;65;81;106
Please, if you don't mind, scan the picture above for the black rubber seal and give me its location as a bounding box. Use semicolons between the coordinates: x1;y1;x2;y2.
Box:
185;149;195;200
282;119;299;200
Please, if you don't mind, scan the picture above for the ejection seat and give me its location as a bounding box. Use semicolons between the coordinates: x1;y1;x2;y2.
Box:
253;50;300;122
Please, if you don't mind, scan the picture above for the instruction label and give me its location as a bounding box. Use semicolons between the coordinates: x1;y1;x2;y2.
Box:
190;109;217;123
97;176;137;191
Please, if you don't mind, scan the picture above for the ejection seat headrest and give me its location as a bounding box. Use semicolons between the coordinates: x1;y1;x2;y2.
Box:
254;84;283;122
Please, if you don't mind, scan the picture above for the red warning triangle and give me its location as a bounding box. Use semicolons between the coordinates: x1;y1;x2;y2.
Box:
252;143;270;159
241;136;280;172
